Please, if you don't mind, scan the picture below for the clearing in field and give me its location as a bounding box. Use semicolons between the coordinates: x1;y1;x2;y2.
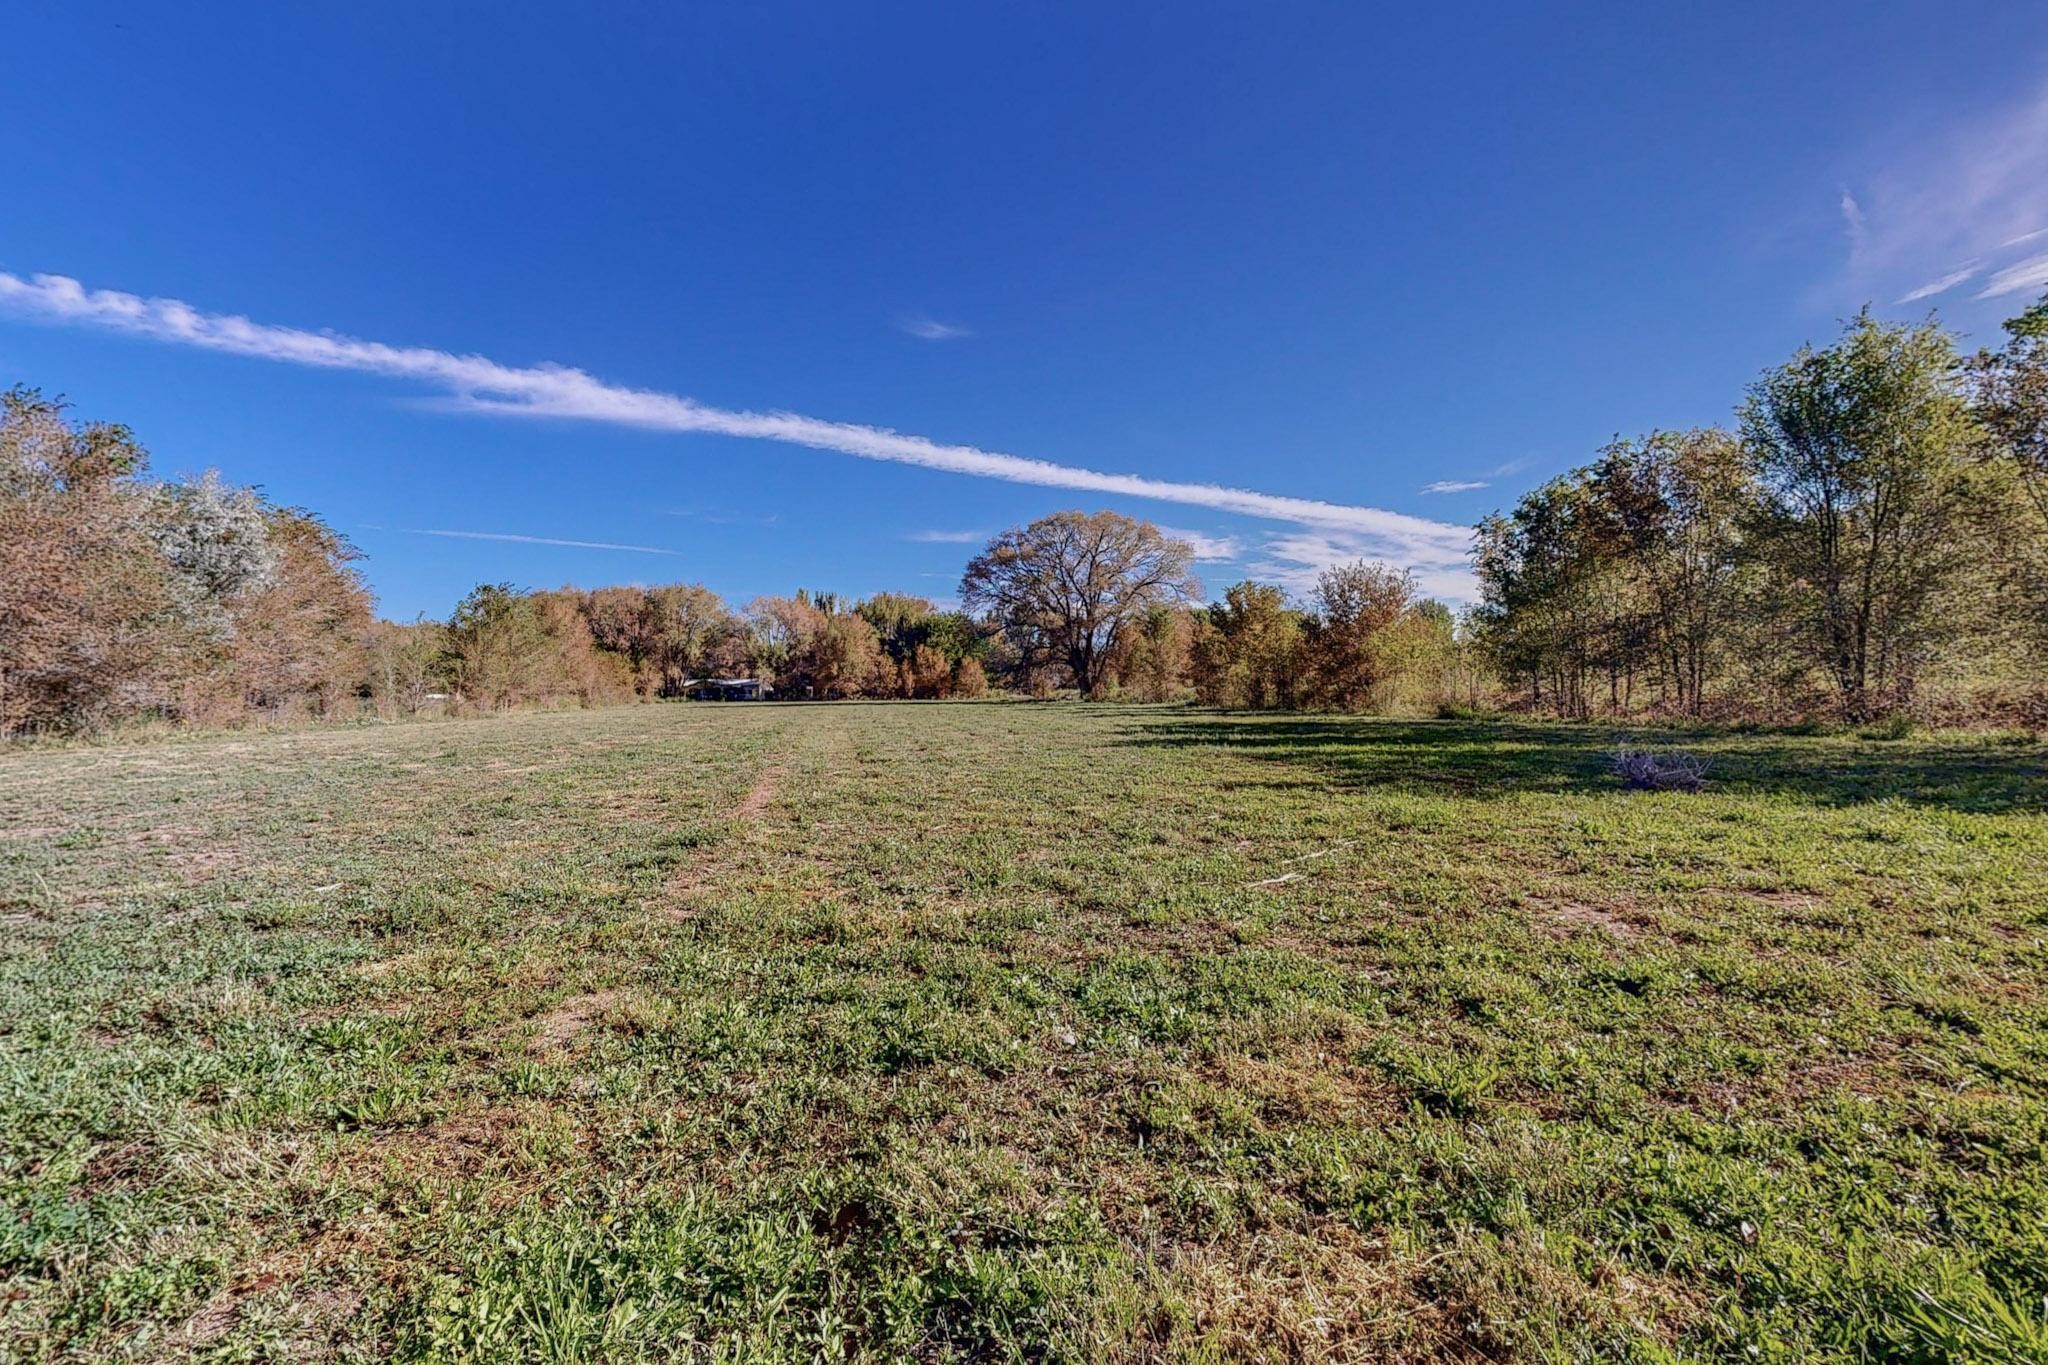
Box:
2;703;2044;1360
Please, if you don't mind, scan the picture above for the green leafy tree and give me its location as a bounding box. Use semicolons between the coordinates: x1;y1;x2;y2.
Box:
1473;477;1617;716
368;617;449;716
1741;312;1984;719
444;584;551;708
644;584;732;696
855;593;935;663
1584;429;1753;717
1968;291;2048;660
1191;581;1306;708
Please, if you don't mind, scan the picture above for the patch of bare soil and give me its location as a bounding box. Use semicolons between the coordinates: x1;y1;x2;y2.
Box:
116;823;243;882
1529;895;1650;939
349;949;425;980
120;823;205;847
733;761;784;820
1157;1223;1414;1360
529;989;625;1052
335;1102;526;1189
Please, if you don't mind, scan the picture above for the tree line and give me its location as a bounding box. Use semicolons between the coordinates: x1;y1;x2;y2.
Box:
363;509;1480;719
1472;298;2048;724
6;293;2041;736
370;583;994;715
955;508;1485;711
0;392;1471;732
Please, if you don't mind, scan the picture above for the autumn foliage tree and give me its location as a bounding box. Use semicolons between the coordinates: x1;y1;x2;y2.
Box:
1191;582;1306;708
1306;562;1415;710
213;508;372;721
1;387;374;735
739;594;889;698
0;388;175;732
961;510;1199;699
1119;605;1196;702
21;290;2047;737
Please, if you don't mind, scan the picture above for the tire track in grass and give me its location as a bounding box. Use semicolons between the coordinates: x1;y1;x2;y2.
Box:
659;715;805;919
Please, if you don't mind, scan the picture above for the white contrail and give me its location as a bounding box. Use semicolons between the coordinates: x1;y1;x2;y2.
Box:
0;270;1472;565
397;529;680;555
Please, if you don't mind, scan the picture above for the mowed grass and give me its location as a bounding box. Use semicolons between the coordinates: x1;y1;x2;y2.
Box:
2;704;2045;1362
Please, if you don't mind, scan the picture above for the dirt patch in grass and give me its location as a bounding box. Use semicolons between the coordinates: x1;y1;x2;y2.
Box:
734;761;784;821
165;848;241;880
1740;889;1822;908
173;1281;367;1357
118;823;206;848
1528;895;1649;939
528;989;627;1052
1161;1224;1414;1359
109;823;244;883
350;949;425;980
334;1102;534;1191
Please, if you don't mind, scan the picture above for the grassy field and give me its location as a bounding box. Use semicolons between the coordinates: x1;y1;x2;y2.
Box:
2;703;2045;1362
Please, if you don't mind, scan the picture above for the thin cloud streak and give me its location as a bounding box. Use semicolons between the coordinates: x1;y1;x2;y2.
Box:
898;315;971;340
0;271;1472;573
1420;479;1488;494
1839;190;1868;258
1897;264;1980;302
904;529;985;543
1834;81;2048;308
395;528;681;555
1976;252;2048;300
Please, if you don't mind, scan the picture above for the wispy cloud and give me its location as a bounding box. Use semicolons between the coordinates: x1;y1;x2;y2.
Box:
1248;528;1478;604
904;529;985;544
0;271;1475;585
391;528;680;555
897;315;971;341
1897;264;1981;303
1420;479;1488;495
1833;81;2048;309
1839;190;1868;258
664;505;780;527
1157;526;1242;562
1976;252;2048;301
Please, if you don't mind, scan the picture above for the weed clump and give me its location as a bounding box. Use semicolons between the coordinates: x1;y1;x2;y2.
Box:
1857;714;1919;741
1611;745;1707;792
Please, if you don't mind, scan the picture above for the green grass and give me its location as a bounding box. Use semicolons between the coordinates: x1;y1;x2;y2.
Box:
2;703;2044;1361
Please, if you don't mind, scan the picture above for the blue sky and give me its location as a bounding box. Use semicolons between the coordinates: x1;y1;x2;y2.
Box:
5;2;2048;617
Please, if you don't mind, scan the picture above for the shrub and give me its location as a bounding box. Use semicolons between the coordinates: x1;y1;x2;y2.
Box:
952;657;988;698
1611;745;1707;792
